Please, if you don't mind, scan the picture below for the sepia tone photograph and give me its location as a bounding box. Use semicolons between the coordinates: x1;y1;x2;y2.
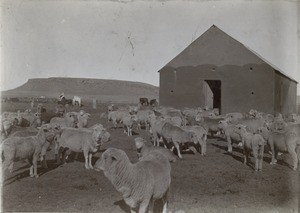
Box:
0;0;299;212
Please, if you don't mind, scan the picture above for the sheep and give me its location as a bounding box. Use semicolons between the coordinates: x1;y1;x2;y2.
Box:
1;124;59;178
224;112;245;124
134;137;177;162
122;114;138;136
8;125;60;169
195;115;222;137
257;124;300;170
50;112;77;128
1;119;15;140
129;105;140;114
56;124;111;169
163;115;183;127
181;126;208;155
136;109;155;131
18;111;42;127
77;110;91;128
161;122;197;159
217;120;242;153
148;114;169;146
94;148;171;213
108;110;129;128
234;124;266;171
227;116;267;133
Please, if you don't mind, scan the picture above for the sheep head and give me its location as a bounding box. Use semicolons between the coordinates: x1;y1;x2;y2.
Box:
134;137;146;158
94;148;128;172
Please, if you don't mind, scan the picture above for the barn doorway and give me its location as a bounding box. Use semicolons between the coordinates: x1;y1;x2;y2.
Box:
203;80;221;113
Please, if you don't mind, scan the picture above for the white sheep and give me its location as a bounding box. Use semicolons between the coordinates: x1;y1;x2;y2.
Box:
257;125;300;170
8;125;60;169
77;111;91;128
161;122;197;159
148;114;168;147
122;114;138;136
50;113;77;128
217;120;242;153
56;124;111;169
134;137;177;162
94;148;171;213
1;124;59;178
234;124;266;171
181;126;208;156
108;110;129;128
136;109;155;131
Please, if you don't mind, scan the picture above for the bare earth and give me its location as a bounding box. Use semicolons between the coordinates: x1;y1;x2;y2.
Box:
1;102;299;213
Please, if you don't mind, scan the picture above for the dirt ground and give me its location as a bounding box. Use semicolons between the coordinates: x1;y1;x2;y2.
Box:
1;102;299;213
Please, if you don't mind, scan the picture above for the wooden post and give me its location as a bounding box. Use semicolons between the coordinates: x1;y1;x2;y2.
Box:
92;99;97;109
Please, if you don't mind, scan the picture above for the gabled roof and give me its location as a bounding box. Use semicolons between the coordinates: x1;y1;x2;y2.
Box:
160;25;297;83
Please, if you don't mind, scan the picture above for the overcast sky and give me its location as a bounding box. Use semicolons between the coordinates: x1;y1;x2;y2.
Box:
1;0;299;94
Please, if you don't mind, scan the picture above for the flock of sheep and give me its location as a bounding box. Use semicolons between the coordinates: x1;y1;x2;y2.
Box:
1;101;300;213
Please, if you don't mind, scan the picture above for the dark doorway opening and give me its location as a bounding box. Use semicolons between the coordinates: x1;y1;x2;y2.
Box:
203;80;221;113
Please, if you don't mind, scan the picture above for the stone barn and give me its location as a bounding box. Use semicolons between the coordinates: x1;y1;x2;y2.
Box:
159;25;298;115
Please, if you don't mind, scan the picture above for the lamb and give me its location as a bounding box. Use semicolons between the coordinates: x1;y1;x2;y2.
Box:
161;122;197;159
181;126;208;155
234;124;266;171
257;124;300;170
1;124;59;178
134;137;177;162
94;148;171;213
56;124;111;169
217;120;242;152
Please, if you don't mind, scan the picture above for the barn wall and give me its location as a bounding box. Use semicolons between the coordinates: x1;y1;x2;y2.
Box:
274;72;297;115
159;63;275;114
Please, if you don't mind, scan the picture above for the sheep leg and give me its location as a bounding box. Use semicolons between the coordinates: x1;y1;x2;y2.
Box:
269;139;277;165
200;137;207;156
30;165;34;177
130;209;137;213
61;148;68;164
8;162;14;173
147;198;155;213
243;149;248;165
42;156;48;169
162;190;169;213
252;149;259;172
88;153;93;169
258;146;264;171
138;198;151;213
174;142;182;159
83;149;90;170
127;126;131;136
226;134;233;153
32;155;39;178
287;143;298;170
57;147;64;165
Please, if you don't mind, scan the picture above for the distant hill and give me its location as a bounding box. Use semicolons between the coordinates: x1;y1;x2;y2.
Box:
1;77;159;103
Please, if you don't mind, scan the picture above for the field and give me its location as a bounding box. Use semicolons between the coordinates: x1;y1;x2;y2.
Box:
1;101;299;213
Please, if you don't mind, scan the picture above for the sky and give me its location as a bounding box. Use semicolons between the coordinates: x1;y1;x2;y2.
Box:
1;0;299;94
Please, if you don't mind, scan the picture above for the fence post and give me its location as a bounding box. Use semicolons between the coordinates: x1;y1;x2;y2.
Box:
92;98;97;109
